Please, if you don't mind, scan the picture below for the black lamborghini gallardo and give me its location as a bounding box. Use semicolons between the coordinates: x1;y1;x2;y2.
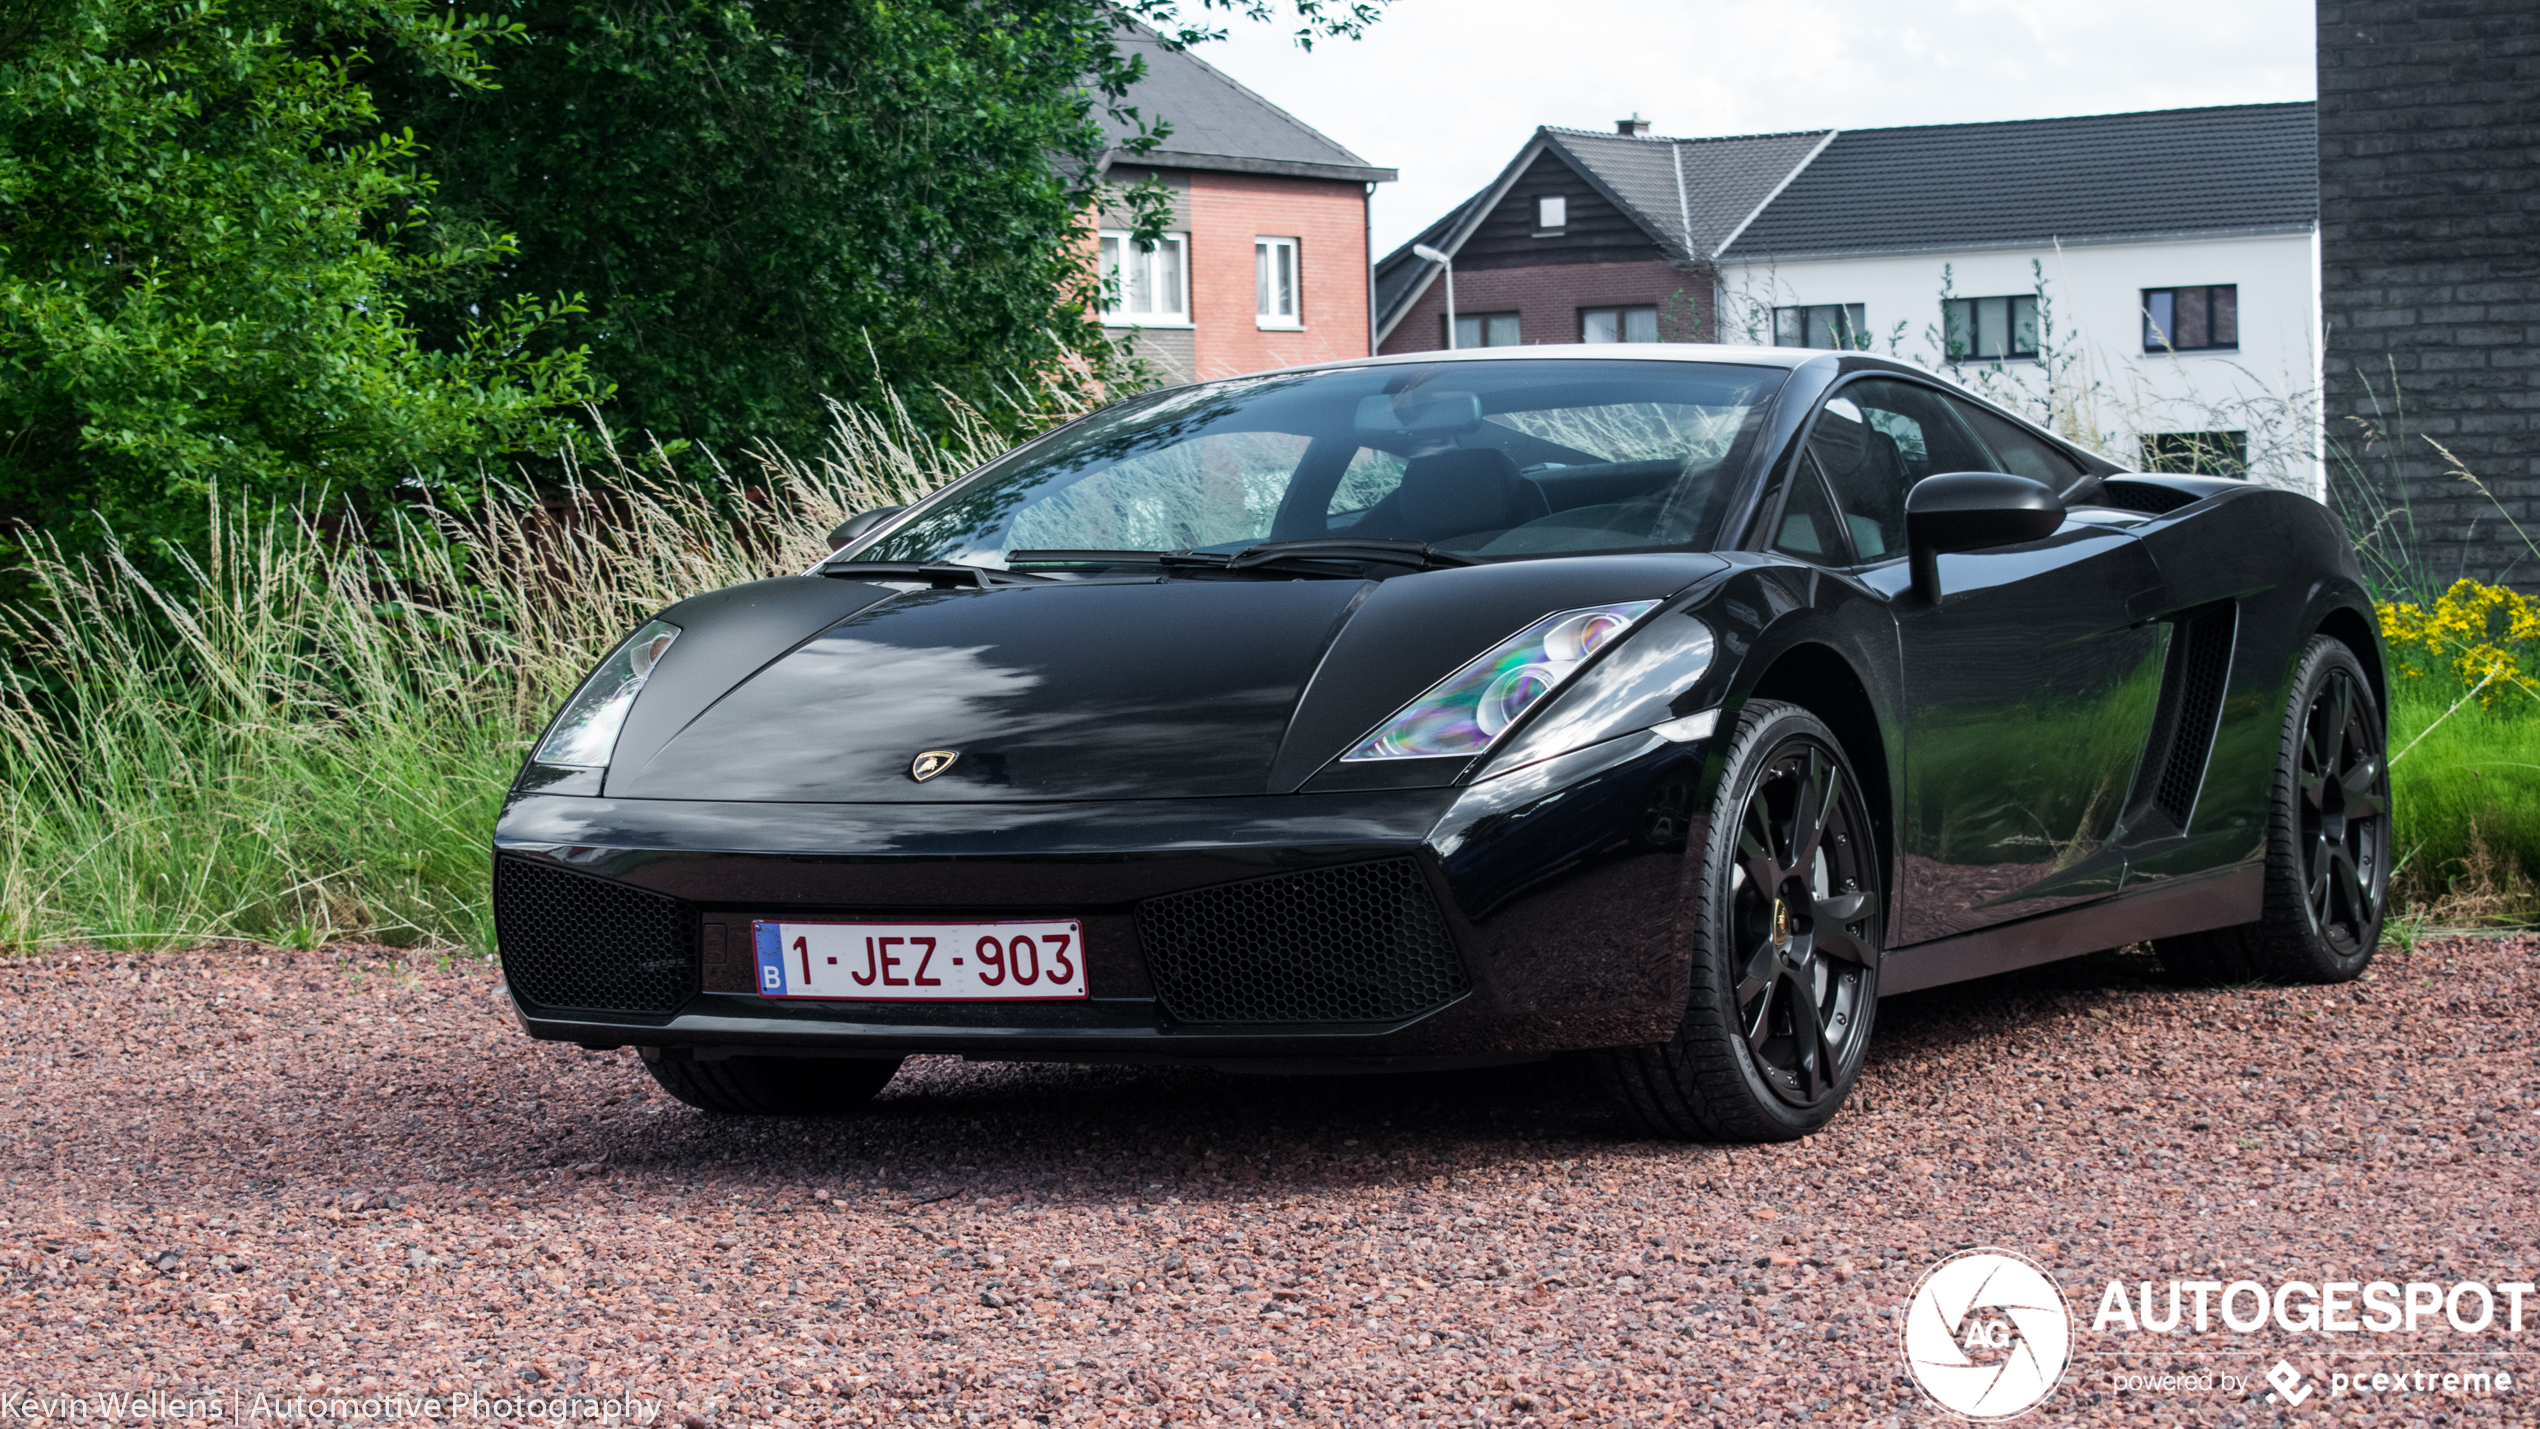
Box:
492;347;2389;1141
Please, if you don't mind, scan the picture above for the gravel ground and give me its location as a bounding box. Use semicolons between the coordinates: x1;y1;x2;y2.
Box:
3;936;2535;1427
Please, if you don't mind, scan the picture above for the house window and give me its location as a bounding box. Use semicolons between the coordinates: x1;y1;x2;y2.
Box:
2142;285;2238;352
1942;295;2040;362
1536;196;1567;231
1581;306;1659;343
1098;231;1190;325
1451;312;1522;348
1773;303;1868;350
1255;237;1301;328
2140;431;2248;478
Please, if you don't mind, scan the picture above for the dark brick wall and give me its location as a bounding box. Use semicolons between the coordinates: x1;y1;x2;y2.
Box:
1376;258;1711;355
2318;1;2540;587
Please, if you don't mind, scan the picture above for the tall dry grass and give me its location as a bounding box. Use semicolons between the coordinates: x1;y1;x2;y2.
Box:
0;394;1010;953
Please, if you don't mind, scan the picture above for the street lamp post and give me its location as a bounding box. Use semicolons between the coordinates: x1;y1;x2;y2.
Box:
1412;243;1455;349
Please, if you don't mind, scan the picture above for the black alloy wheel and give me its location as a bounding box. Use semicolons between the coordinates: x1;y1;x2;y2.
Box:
1597;700;1884;1141
2298;659;2389;959
2157;635;2389;985
1729;738;1880;1108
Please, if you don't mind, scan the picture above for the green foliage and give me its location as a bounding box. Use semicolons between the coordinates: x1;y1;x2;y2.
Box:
373;0;1390;460
0;395;1009;951
0;0;602;559
2388;679;2540;923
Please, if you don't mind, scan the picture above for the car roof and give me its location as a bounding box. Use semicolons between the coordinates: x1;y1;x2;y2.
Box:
1257;342;1830;379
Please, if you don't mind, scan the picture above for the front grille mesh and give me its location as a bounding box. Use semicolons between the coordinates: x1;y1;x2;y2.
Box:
494;858;697;1014
1135;859;1468;1023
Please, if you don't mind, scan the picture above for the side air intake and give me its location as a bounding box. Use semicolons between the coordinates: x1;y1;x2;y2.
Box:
2126;603;2238;833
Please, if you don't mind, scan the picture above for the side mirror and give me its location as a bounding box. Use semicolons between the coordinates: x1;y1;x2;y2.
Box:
1904;471;2064;603
826;505;906;552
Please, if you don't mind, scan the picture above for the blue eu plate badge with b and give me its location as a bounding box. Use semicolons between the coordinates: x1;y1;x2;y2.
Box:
753;923;786;995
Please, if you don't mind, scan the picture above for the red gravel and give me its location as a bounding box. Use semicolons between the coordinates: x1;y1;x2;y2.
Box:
3;937;2535;1426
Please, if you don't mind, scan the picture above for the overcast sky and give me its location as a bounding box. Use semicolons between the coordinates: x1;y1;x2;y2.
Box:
1190;0;2319;255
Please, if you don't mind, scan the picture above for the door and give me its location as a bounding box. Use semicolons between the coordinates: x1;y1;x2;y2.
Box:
1794;378;2171;944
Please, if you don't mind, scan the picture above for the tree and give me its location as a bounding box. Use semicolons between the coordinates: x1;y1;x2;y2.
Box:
376;0;1388;459
0;0;602;557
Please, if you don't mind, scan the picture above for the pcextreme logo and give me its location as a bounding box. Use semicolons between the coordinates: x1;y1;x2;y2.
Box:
1902;1249;2074;1420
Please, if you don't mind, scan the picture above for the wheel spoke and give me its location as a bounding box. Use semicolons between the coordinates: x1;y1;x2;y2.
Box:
2308;839;2335;921
1743;975;1777;1053
1814;890;1872;924
1787;973;1831;1101
2331;844;2371;931
1813;919;1879;968
1735;944;1777;1008
2341;753;2386;819
2325;674;2356;780
1788;749;1840;874
1739;806;1784;890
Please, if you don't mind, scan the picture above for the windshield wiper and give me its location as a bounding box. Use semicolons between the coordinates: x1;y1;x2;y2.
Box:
1006;548;1220;568
1005;540;1476;578
1224;538;1477;570
819;560;1052;588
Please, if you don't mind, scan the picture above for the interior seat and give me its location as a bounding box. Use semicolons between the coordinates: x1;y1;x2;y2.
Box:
1368;447;1551;546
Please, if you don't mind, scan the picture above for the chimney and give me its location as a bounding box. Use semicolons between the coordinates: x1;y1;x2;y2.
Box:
1617;113;1652;137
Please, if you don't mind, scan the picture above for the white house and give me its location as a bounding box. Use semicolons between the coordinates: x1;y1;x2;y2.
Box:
1374;104;2320;490
1708;104;2321;493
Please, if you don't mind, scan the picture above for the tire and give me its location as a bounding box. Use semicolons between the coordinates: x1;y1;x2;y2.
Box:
644;1054;904;1116
2156;635;2390;985
1595;700;1883;1142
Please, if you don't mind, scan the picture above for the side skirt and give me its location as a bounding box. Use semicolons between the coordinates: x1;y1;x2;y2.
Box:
1877;861;2262;996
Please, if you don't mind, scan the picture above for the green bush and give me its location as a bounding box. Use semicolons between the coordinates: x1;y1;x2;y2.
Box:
0;0;601;562
0;400;997;952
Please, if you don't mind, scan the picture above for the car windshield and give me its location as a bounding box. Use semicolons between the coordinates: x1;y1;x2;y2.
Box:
847;358;1786;568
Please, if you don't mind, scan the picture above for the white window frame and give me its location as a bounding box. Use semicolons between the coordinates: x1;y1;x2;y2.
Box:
1580;305;1660;343
1255;236;1302;329
1536;195;1567;231
1098;230;1192;327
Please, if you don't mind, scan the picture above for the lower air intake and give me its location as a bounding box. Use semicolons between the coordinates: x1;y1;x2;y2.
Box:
1135;859;1469;1023
494;857;698;1014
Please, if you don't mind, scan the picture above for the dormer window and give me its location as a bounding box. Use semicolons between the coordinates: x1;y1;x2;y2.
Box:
1536;196;1567;231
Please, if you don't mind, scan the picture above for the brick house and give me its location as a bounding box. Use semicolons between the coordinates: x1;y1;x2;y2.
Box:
1373;120;1825;354
2317;0;2540;586
1095;28;1395;382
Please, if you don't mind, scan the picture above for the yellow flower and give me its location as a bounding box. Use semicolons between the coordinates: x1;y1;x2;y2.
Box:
2378;579;2540;707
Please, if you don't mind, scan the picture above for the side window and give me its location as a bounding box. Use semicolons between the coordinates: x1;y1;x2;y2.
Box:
1949;400;2087;490
1327;447;1407;527
1772;456;1853;565
1805;378;1993;563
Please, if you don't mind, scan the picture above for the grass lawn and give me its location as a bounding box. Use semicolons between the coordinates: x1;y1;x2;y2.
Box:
2387;679;2540;918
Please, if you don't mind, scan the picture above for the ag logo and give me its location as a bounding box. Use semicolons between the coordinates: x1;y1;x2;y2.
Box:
1902;1248;2071;1420
909;749;960;782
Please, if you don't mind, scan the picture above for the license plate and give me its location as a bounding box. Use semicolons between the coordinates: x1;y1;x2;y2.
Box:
749;919;1087;1001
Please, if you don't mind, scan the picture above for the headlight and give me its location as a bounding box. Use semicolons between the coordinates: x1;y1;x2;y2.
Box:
534;620;681;767
1342;602;1661;761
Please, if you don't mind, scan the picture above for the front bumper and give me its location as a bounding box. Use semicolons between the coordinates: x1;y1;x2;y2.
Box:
493;733;1705;1068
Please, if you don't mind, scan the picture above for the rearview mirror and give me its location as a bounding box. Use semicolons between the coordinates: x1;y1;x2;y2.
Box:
1354;391;1481;436
1904;471;2064;603
827;505;906;552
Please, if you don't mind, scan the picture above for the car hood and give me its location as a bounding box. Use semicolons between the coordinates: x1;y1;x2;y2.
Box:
602;556;1726;803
